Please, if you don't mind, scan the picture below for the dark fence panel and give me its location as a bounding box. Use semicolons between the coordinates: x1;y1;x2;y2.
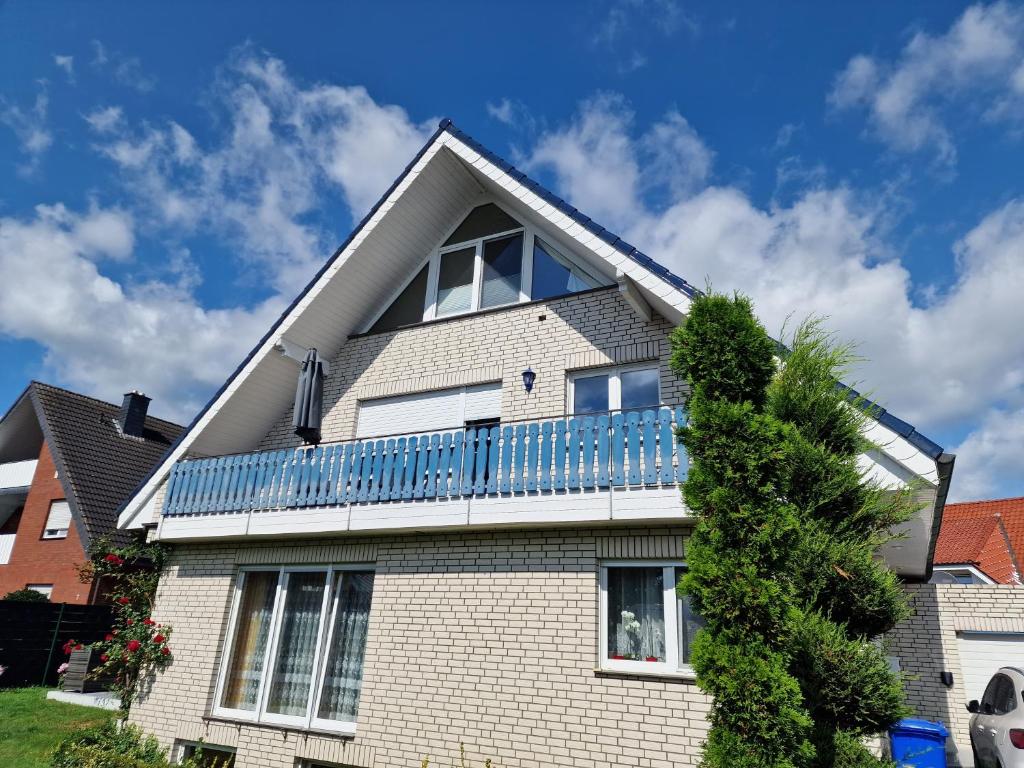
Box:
0;601;113;688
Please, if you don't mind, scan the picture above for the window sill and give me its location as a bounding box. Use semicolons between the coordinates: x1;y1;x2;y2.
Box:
202;714;356;739
594;666;698;683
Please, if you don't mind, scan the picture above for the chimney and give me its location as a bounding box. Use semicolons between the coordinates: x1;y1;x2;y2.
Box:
118;391;151;438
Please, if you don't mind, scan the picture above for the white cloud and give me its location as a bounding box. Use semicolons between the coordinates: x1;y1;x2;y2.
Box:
527;96;1024;470
53;55;74;83
0;83;52;175
90;40;156;92
0;49;437;420
830;2;1024;164
0;204;283;422
88;50;435;295
593;0;697;46
950;408;1024;499
525;94;713;228
83;106;123;134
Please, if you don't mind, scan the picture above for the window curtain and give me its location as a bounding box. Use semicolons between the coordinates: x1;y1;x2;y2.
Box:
607;567;666;661
316;571;375;722
266;572;327;717
221;571;278;711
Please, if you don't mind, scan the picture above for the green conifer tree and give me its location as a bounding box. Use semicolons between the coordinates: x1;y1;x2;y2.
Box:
670;294;913;768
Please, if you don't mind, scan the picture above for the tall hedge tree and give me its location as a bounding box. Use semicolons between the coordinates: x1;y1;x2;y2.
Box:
670;293;913;768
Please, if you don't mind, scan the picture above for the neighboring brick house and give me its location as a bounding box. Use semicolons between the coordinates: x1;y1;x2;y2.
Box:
0;382;183;603
115;120;954;767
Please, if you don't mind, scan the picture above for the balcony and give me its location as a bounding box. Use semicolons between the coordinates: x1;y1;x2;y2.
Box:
0;459;37;493
158;407;690;541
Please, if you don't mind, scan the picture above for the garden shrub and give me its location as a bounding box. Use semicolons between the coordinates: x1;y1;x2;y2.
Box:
671;294;911;768
51;720;224;768
3;587;50;602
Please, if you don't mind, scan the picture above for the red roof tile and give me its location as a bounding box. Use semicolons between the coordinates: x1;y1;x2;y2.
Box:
934;498;1024;584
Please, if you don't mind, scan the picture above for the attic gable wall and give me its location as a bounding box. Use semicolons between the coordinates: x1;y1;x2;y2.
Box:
257;287;684;450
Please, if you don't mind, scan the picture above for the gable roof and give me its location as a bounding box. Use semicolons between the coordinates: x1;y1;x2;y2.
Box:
938;497;1024;583
1;382;184;547
934;512;1019;584
116;118;952;536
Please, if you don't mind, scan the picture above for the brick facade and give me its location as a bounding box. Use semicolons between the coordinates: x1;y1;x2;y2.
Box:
258;287;684;451
0;440;93;603
129;526;711;767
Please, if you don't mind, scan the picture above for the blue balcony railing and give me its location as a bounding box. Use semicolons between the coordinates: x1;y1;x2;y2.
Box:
162;407;687;516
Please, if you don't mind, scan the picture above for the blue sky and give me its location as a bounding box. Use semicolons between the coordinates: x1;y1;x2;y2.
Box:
1;1;1023;501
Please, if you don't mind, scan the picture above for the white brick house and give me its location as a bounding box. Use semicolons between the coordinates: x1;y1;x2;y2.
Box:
116;120;954;768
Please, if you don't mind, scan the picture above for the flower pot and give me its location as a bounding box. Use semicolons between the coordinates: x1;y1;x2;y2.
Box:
645;656;659;662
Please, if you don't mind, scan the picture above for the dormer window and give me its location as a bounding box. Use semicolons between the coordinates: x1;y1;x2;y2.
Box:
366;202;612;333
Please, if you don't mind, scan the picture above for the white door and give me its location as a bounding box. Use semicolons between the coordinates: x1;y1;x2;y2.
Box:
355;383;501;439
959;632;1024;703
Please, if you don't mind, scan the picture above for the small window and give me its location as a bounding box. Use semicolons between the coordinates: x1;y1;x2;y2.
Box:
215;567;375;734
480;233;523;309
180;743;236;767
26;583;53;600
531;237;603;300
573;374;611;415
42;500;71;539
620;368;660;411
569;365;661;415
370;265;429;333
436;247;476;317
600;563;701;675
443;203;520;246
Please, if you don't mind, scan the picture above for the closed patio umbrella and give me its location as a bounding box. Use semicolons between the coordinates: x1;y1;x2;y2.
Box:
292;348;325;444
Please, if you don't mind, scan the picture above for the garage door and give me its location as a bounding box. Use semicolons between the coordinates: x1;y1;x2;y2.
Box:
356;383;501;439
958;632;1024;701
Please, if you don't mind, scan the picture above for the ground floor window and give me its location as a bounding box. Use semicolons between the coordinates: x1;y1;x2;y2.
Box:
599;562;703;676
179;743;235;767
213;566;375;734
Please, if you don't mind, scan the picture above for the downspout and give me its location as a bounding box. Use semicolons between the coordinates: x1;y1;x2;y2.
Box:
920;452;956;583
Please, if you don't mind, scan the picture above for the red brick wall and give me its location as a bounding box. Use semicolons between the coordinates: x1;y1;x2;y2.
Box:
0;440;93;603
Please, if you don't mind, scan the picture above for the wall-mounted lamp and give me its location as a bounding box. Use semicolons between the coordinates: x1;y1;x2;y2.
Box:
940;671;954;688
521;367;536;394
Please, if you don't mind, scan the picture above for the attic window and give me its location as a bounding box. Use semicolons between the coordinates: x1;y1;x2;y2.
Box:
531;237;603;301
369;265;429;333
363;201;614;332
443;203;520;246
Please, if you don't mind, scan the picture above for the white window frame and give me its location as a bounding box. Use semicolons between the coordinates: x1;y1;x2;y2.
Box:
177;741;236;765
598;561;696;678
932;565;995;585
567;363;662;415
41;500;71;539
26;583;53;599
426;223;528;320
361;199;613;332
211;564;374;735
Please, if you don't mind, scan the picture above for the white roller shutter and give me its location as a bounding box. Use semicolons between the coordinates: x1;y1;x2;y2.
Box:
958;632;1024;702
464;383;502;421
356;383;501;439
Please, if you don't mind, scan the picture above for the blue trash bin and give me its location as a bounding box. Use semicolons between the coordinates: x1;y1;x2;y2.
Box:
889;719;949;768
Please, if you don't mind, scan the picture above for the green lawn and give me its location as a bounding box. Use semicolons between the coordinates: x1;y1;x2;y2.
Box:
0;687;117;768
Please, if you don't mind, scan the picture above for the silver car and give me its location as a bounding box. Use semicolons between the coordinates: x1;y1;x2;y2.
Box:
968;667;1024;768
